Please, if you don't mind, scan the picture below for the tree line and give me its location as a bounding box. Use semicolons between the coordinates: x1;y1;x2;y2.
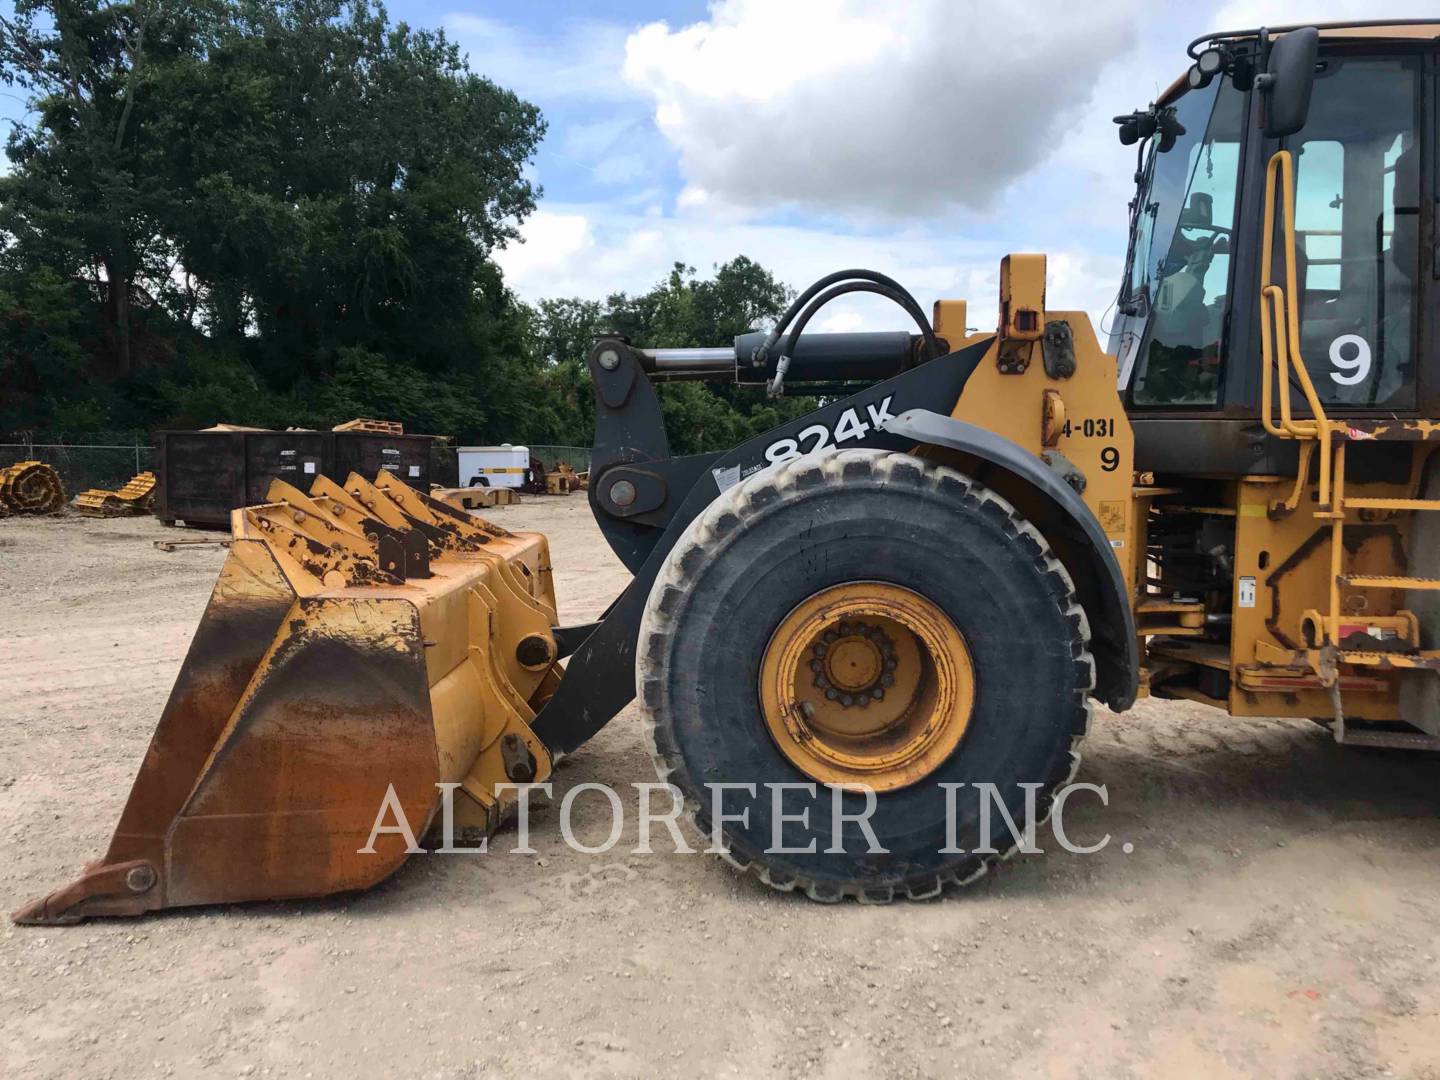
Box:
0;0;814;455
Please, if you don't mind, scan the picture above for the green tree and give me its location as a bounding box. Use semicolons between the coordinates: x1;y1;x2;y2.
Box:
145;0;543;380
0;0;545;438
0;0;212;376
517;296;606;446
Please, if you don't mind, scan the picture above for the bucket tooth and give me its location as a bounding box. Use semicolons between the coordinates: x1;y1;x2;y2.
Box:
16;471;563;924
305;474;431;579
334;472;457;554
239;502;396;589
349;470;507;552
374;468;514;540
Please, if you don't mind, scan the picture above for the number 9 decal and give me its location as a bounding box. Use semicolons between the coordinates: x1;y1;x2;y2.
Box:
1329;334;1371;386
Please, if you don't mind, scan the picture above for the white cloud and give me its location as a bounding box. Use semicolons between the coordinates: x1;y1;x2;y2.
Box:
495;210;596;293
812;310;866;334
622;0;1143;217
495;201;1122;337
495;3;1440;346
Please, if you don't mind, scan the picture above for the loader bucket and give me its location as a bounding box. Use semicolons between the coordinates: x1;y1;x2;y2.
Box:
14;471;563;925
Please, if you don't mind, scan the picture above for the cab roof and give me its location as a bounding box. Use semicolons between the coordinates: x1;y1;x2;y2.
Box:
1158;20;1440;105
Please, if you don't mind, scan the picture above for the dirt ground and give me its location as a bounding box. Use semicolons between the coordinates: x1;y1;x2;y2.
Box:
3;496;1440;1080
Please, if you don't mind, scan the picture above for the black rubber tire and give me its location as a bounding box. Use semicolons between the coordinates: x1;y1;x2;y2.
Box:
639;449;1094;902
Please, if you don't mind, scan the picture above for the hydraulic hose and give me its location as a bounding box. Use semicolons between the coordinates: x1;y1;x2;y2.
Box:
756;270;942;395
757;269;938;365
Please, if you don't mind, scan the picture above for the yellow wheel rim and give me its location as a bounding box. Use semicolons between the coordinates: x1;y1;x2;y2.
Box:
759;582;975;792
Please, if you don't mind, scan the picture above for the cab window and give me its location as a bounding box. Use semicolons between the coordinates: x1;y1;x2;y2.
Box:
1130;78;1247;406
1286;54;1421;409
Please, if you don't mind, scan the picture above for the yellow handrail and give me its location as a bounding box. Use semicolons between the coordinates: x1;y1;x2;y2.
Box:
1259;149;1339;507
1325;440;1348;646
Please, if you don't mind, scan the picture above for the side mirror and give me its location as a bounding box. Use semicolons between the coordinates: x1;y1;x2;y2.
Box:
1260;27;1319;138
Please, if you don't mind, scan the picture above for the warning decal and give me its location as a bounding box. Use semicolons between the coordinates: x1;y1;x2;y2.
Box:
1098;500;1126;535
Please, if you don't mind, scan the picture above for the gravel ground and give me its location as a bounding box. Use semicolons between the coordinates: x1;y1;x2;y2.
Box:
2;498;1440;1079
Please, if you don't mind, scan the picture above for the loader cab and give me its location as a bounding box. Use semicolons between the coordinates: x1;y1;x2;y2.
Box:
1110;23;1437;475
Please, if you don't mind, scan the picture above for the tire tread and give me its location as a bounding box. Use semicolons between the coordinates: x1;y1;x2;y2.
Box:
638;450;1094;902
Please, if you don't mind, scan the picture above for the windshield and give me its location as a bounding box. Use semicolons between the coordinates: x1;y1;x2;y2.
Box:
1126;77;1246;406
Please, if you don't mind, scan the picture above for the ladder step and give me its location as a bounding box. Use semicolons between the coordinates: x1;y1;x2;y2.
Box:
1342;497;1440;511
1336;726;1440;751
1331;648;1440;668
1339;575;1440;590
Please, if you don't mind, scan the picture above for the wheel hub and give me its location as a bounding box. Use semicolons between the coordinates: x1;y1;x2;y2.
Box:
760;582;974;792
812;621;896;705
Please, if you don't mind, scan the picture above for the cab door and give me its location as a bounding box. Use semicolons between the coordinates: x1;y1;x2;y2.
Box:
1277;48;1427;414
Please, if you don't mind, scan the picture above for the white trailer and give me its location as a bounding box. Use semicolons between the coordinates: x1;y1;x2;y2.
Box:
457;445;529;489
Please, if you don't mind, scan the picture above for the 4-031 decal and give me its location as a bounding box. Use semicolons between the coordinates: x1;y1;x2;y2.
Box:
763;396;896;465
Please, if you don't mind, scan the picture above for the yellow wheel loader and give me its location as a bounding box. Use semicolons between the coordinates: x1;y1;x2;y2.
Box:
16;20;1440;921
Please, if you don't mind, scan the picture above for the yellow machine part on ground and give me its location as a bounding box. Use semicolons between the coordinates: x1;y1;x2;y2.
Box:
14;470;563;924
74;470;157;517
432;486;522;510
0;460;66;515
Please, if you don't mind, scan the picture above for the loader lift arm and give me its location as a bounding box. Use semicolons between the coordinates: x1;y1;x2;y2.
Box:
530;324;1139;760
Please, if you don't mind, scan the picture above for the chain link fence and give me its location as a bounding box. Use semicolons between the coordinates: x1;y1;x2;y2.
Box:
0;434;154;497
0;436;592;500
526;445;592;473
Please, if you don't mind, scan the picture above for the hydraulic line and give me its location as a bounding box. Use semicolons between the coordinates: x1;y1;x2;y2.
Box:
758;271;942;395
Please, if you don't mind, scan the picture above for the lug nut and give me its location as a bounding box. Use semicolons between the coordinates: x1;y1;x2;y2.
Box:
872;688;885;700
880;674;894;688
825;689;839;701
841;694;854;707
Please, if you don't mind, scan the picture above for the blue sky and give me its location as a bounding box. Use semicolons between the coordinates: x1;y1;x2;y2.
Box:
2;0;1426;334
